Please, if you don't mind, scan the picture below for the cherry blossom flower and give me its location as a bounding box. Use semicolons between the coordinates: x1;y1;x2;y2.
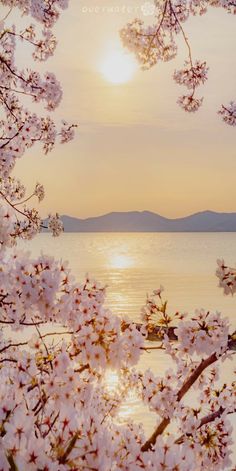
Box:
48;213;64;236
177;93;203;112
218;101;236;126
174;61;208;89
216;258;236;295
34;182;45;202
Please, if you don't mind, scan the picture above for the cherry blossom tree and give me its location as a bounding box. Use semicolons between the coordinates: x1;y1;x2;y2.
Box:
0;1;235;470
121;0;236;124
0;0;76;244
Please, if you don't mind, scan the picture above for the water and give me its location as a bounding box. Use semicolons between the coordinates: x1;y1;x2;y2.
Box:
22;232;236;326
20;233;236;460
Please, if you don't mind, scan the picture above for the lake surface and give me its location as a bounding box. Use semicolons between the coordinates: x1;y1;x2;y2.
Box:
22;232;236;326
20;233;236;458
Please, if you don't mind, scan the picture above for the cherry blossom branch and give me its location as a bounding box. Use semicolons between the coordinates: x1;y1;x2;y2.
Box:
0;55;29;84
58;432;80;464
0;124;24;149
0;190;31;218
14;192;35;205
0;7;12;22
74;364;89;373
0;189;49;234
123;321;236;349
0;84;38;98
141;351;220;451
0;358;17;364
0;318;47;326
0;94;18;121
122;0;234;121
168;1;193;67
141;345;164;350
0;341;28;354
1;29;40;48
7;454;18;471
175;407;235;445
146;0;168;60
42;411;60;438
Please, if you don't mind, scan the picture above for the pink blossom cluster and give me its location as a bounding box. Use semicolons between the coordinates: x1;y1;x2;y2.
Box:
174;61;208;89
0;245;234;468
60;121;77;144
120;19;178;70
47;213;64;236
0;177;26;203
139;368;178;418
0;277;235;470
0;265;235;467
0;0;76;241
177;93;203;112
173;60;208;112
34;182;45;202
0;254;145;363
218;102;236;126
0;203;16;251
174;309;229;357
120;0;235;121
1;0;69;28
216;258;236;295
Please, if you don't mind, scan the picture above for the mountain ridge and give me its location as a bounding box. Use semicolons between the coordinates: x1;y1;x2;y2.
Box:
44;210;236;232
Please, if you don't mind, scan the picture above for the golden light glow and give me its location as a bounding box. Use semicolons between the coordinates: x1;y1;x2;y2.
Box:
104;370;140;422
105;370;119;393
109;254;133;269
100;46;137;84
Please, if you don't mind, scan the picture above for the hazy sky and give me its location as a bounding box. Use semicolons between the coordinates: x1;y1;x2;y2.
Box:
13;0;236;218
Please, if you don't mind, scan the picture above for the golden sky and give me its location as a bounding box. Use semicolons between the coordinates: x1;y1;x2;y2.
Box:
13;0;236;218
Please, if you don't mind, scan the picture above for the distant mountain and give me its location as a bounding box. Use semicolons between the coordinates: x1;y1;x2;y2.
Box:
44;210;236;232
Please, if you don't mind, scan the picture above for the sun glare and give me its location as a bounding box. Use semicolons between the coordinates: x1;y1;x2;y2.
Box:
100;47;137;84
110;254;133;269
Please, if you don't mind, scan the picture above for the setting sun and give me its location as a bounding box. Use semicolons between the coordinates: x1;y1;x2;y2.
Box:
100;47;137;84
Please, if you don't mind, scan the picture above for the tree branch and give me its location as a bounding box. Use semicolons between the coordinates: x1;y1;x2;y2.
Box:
175;407;236;445
141;351;219;451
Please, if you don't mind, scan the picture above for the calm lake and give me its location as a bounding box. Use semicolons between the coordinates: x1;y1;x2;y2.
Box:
23;232;236;325
21;232;236;457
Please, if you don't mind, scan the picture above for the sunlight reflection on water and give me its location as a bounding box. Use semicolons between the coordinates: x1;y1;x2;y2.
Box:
108;253;134;269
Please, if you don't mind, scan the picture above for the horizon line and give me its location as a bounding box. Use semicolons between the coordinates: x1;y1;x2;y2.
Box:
58;209;236;221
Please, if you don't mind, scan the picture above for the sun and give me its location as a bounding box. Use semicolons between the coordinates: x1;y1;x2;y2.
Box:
100;47;137;84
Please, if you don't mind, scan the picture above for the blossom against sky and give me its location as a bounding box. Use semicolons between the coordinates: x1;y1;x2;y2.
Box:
14;0;236;218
